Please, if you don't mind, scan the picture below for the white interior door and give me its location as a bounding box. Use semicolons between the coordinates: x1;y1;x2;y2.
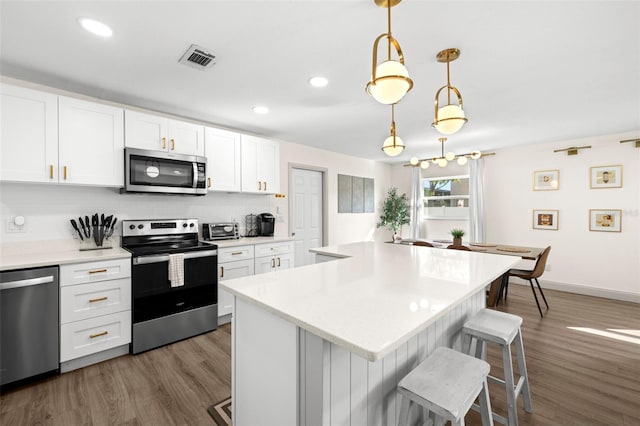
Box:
291;168;323;267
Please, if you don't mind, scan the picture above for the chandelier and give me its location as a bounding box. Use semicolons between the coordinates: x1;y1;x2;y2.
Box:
432;48;468;135
366;0;413;105
381;104;405;157
409;138;481;168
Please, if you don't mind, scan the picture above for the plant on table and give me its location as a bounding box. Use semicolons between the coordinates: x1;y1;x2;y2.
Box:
450;228;465;246
378;188;410;242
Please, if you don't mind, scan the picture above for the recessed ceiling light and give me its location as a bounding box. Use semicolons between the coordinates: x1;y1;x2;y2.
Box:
79;18;113;37
309;76;329;88
252;106;269;114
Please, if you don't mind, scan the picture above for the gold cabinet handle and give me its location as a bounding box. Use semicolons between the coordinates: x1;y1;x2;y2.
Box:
220;266;224;278
207;177;212;188
88;269;108;274
63;166;68;180
49;164;54;179
171;138;175;150
162;137;167;150
231;251;243;256
271;258;275;268
277;257;281;267
264;181;267;191
258;181;262;191
89;296;108;303
89;331;108;339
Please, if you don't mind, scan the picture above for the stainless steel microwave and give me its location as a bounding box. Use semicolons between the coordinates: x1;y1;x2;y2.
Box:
124;148;207;195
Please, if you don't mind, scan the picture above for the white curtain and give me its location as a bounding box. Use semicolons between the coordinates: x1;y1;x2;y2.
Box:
409;166;423;240
469;158;486;243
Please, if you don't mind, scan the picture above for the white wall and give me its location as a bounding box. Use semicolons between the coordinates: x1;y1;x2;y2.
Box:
272;140;392;246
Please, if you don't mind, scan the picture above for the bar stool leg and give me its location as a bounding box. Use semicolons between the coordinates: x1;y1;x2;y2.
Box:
478;377;495;426
514;330;533;413
502;344;518;426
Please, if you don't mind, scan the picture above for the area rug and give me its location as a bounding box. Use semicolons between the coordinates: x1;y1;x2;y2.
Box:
208;397;232;426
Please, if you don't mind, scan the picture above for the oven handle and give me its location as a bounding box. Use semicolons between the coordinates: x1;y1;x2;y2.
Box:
133;249;218;265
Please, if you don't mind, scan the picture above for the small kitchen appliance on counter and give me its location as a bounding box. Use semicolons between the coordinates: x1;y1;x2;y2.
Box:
203;223;240;241
257;213;275;236
245;214;258;237
121;218;218;354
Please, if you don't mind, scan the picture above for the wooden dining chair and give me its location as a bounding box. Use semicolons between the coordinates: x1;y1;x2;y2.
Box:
506;246;551;317
413;241;434;247
446;244;471;251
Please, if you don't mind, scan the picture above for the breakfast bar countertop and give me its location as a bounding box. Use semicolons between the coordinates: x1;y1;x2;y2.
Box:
221;240;519;361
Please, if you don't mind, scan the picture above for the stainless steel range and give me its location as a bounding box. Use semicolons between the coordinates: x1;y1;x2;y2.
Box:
121;219;218;354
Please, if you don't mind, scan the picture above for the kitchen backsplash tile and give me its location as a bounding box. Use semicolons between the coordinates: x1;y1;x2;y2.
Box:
0;183;270;242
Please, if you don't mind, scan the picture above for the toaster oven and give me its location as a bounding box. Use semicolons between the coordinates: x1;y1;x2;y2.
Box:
203;223;240;240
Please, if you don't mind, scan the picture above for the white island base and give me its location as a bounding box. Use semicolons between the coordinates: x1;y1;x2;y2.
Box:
232;289;486;426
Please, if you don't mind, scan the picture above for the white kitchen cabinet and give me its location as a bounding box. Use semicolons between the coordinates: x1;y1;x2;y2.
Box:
58;96;124;186
125;110;205;156
59;258;131;370
218;245;255;319
241;134;280;194
254;241;294;274
0;84;58;183
204;127;242;192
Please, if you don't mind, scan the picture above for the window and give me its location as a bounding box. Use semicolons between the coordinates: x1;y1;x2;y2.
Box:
423;174;469;219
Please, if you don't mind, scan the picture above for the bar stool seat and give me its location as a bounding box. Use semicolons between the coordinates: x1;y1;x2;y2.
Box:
397;347;494;426
462;309;532;426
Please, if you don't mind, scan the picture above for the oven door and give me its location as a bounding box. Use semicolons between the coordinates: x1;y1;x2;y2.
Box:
125;148;207;195
131;249;217;323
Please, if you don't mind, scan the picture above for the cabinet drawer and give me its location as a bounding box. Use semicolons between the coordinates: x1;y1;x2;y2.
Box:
60;311;131;362
218;245;254;263
254;241;293;258
60;258;131;286
60;278;131;324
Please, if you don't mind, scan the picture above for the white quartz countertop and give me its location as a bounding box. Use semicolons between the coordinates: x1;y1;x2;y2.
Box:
200;235;296;248
221;240;520;361
0;239;131;271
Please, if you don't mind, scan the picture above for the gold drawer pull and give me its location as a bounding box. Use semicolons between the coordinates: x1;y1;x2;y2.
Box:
208;177;212;188
171;138;175;150
258;181;262;191
277;257;281;267
89;331;108;339
220;266;224;278
63;166;68;180
264;181;267;191
271;258;275;268
88;269;107;274
49;164;54;179
231;251;243;256
162;137;167;149
89;296;108;303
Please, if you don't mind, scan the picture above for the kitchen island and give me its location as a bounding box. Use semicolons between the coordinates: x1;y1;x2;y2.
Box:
221;240;519;426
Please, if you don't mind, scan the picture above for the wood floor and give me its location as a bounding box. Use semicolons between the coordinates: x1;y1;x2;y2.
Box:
1;285;638;425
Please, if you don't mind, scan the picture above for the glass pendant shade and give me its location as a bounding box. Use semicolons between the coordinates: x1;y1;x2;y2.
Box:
445;151;455;161
420;160;430;169
457;156;468;165
437;158;448;167
433;104;467;135
368;60;412;105
410;157;419;166
382;134;405;157
470;150;482;159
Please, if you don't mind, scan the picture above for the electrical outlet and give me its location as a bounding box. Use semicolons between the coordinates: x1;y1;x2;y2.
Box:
6;220;25;233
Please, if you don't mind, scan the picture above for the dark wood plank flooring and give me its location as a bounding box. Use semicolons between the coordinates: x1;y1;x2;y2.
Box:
1;285;638;425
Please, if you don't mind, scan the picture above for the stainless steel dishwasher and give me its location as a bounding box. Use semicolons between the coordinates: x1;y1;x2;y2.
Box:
1;266;59;387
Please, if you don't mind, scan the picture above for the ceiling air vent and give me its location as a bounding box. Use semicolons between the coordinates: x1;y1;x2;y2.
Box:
179;44;216;70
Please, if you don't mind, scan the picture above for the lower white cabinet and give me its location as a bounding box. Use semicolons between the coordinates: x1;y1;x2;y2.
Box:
254;241;295;274
218;246;255;318
59;258;131;368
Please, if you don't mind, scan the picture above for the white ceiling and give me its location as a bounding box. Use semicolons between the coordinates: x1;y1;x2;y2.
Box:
1;1;639;163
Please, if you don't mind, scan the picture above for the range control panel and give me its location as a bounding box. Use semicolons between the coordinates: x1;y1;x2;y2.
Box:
121;219;198;237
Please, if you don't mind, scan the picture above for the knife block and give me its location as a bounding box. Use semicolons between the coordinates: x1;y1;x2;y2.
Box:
77;226;114;251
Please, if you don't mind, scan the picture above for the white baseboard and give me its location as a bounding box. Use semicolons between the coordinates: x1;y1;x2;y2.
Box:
509;278;640;304
60;344;129;373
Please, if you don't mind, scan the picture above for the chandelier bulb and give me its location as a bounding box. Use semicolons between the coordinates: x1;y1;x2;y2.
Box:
410;157;419;166
420;160;430;169
457;156;468;165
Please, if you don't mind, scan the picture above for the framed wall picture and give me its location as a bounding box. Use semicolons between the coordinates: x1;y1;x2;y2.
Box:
532;170;559;191
590;165;622;189
533;209;559;230
589;209;622;232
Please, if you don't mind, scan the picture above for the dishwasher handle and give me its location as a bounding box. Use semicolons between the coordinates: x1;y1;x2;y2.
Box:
0;275;55;291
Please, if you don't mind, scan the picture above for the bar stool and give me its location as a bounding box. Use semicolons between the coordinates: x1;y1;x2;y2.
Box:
462;309;532;426
397;347;494;426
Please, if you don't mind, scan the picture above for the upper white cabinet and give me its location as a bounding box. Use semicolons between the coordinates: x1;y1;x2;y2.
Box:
0;84;58;183
204;127;242;192
58;96;124;186
241;134;280;194
125;110;204;156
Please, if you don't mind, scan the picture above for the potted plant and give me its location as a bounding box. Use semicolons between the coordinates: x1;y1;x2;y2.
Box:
450;228;465;246
378;188;410;242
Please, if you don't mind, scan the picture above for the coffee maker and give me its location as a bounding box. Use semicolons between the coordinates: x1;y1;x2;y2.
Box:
256;213;275;236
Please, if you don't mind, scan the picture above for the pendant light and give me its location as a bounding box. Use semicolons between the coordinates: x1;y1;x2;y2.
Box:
381;104;405;157
408;138;482;168
366;0;413;105
432;48;468;135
